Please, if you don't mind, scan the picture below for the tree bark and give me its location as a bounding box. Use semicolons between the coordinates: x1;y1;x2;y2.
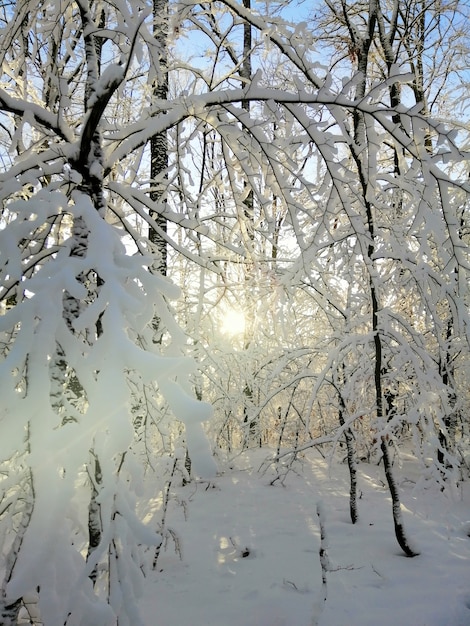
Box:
338;386;358;524
342;0;419;556
150;0;169;276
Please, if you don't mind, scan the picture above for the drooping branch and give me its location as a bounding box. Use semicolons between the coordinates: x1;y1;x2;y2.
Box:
0;88;72;142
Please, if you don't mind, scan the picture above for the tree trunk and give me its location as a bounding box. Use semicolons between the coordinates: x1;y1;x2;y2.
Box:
150;0;169;276
344;0;418;556
368;185;418;557
338;389;358;524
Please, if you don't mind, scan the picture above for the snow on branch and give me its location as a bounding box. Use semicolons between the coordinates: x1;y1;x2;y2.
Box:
0;88;73;143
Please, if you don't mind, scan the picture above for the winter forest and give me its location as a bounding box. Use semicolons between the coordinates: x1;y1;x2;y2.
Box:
0;0;469;624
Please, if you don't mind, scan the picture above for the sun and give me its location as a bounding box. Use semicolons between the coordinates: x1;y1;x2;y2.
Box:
221;309;246;336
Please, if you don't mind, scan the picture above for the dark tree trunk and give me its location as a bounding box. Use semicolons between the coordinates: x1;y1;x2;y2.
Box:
342;0;417;555
338;389;358;524
150;0;169;276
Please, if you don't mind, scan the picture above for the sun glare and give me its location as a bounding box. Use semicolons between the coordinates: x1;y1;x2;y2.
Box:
221;309;246;336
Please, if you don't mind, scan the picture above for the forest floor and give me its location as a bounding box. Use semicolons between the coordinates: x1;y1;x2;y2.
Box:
141;447;470;626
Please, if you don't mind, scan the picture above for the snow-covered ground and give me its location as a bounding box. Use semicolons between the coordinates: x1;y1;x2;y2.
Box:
141;449;470;626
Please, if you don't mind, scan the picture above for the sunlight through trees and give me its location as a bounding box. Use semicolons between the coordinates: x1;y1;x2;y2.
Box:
0;0;469;622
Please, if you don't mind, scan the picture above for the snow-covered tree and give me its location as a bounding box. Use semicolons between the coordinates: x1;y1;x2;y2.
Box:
0;2;216;623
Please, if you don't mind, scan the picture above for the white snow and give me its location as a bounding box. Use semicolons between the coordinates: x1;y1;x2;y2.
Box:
139;449;470;626
86;63;126;110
